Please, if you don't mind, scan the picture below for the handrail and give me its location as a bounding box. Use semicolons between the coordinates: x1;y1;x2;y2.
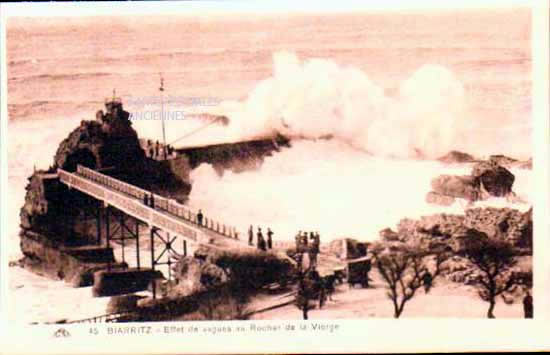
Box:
60;168;199;241
74;165;239;241
66;311;132;324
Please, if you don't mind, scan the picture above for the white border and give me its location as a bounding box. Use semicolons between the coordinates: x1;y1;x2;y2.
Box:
0;0;548;353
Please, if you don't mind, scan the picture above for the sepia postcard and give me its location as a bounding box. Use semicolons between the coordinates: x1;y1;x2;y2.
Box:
1;0;549;353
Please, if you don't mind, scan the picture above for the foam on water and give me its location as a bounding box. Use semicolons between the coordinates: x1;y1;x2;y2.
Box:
187;139;532;243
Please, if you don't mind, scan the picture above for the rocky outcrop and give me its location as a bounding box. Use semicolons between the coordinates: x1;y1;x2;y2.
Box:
177;134;290;175
378;206;532;284
171;245;294;297
17;100;189;284
171;256;228;297
395;207;532;252
471;160;515;197
464;207;532;249
430;175;479;202
437;150;476;164
487;154;518;168
54;118;143;173
427;158;515;205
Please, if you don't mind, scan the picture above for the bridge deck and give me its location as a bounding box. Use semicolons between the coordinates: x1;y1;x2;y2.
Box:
58;165;251;250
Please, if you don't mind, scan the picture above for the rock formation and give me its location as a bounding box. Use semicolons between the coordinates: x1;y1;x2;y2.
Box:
378;207;532;284
471;160;515;197
171;245;294;297
18;100;188;284
437;150;476;164
427;158;516;205
177;134;290;175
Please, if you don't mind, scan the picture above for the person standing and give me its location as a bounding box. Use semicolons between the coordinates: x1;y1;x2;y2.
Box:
295;231;302;252
523;290;533;318
257;227;266;251
267;228;273;249
422;270;433;293
313;232;320;252
248;225;254;246
197;209;204;226
308;232;320;269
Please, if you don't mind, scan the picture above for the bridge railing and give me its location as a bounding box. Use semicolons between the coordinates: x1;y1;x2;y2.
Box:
74;165;239;241
65;311;132;324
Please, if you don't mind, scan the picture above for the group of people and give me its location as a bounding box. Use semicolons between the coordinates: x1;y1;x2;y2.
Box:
248;225;274;251
145;139;175;160
295;231;321;270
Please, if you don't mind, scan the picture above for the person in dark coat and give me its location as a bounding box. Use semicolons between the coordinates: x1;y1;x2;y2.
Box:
155;140;160;158
313;232;320;253
267;228;273;249
422;270;433;293
257;227;266;251
301;232;308;247
197;209;204;226
295;231;302;251
523;291;533;318
248;225;254;246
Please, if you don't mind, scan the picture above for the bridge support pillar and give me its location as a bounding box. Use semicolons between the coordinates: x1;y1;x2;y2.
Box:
104;209;141;270
150;227;157;300
136;221;140;270
105;207;111;271
96;207;101;246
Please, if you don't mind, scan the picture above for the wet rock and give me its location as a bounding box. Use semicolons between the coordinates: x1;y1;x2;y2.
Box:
179;134;290;174
488;154;518;168
471;161;515;197
437;150;476;164
430;175;479;201
54;108;143;173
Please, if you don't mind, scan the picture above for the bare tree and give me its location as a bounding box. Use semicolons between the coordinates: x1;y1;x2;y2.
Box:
461;230;521;318
373;246;449;318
